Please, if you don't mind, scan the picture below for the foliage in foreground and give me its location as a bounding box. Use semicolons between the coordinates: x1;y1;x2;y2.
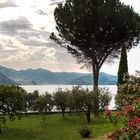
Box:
104;99;140;140
105;72;140;140
0;85;26;133
116;71;140;109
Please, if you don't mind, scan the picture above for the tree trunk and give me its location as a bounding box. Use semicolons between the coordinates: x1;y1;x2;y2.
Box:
92;64;100;116
69;109;72;115
42;114;46;125
62;108;65;118
86;108;91;124
0;123;2;134
62;111;65;118
25;110;28;116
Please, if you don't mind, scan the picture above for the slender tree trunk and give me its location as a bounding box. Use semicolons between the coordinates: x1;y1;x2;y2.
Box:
0;123;2;134
62;111;65;118
92;64;100;116
61;107;65;118
86;108;91;124
25;110;28;116
69;109;72;115
42;114;46;125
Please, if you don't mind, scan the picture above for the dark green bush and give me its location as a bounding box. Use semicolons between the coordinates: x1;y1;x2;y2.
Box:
78;125;92;138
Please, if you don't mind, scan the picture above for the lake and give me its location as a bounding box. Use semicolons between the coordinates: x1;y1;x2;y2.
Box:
20;85;117;109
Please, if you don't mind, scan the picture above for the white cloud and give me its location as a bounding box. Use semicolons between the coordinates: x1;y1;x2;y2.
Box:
0;0;139;75
0;0;17;9
127;46;140;74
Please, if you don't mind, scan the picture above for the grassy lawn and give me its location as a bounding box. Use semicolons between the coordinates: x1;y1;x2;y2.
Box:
0;113;115;140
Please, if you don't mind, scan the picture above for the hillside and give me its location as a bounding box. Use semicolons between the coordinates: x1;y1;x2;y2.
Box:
0;71;16;85
69;72;117;85
0;65;117;85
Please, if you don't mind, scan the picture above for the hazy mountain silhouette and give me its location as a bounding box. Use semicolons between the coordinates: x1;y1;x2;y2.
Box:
0;71;16;85
0;65;117;85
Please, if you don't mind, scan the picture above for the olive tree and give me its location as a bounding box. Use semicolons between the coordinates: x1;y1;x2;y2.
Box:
53;88;68;118
70;86;94;123
98;88;111;111
33;92;53;125
68;86;111;123
0;85;25;133
25;90;39;115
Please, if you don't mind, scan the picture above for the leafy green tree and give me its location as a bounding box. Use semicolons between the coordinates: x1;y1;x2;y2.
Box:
33;93;53;125
0;85;25;133
98;88;111;111
53;88;68;118
117;47;128;85
50;0;140;115
65;89;74;115
25;90;39;115
68;86;111;123
70;86;93;123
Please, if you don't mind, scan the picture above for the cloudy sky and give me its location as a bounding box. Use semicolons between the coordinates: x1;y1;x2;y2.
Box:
0;0;140;75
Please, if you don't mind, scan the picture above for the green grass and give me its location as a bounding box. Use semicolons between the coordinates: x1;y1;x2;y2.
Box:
0;113;115;140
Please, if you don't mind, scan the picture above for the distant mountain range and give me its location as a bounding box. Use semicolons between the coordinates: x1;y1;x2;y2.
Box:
0;65;117;85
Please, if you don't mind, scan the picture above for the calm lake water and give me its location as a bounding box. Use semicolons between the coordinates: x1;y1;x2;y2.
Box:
20;85;117;109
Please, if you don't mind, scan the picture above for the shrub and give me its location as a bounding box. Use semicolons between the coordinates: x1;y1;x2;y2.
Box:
116;71;140;109
78;125;92;138
99;88;112;111
33;93;53;125
66;86;111;123
0;85;25;133
104;99;140;140
53;88;68;118
70;86;94;123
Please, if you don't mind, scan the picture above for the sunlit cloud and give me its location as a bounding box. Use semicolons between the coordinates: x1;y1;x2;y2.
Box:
0;0;139;75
